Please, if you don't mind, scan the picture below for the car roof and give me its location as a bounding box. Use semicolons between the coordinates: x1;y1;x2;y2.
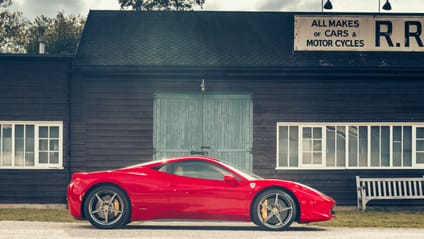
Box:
133;156;219;168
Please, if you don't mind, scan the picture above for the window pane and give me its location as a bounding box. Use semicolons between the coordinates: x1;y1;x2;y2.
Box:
15;125;24;166
371;126;380;167
50;127;59;138
15;139;24;153
349;126;358;167
359;126;368;167
289;126;299;167
303;128;311;138
303;139;311;151
26;125;34;153
336;126;346;167
50;152;59;164
39;152;48;164
39;139;48;151
326;126;335;167
417;128;424;138
417;153;424;164
1;125;12;166
15;125;24;139
313;127;322;138
278;126;288;167
38;139;49;151
170;161;229;180
15;153;24;166
314;140;322;151
313;152;322;165
403;126;412;167
50;139;59;151
393;141;402;166
393;126;402;167
303;152;312;164
25;153;34;166
416;140;424;151
381;126;390;167
39;126;48;138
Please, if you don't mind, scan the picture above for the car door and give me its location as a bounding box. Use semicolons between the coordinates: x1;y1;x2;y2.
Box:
165;160;251;221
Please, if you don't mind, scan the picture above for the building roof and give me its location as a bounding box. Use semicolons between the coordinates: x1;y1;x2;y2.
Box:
75;10;424;70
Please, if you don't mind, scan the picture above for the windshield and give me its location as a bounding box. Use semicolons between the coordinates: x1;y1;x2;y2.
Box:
218;160;263;180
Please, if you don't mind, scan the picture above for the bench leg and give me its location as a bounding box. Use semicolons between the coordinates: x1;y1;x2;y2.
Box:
357;187;367;211
361;198;367;211
357;193;361;211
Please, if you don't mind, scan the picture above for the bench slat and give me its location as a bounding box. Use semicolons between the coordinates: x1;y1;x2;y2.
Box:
394;181;398;197
382;181;387;197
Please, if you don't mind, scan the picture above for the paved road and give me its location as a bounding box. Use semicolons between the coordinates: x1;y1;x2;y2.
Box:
0;221;423;239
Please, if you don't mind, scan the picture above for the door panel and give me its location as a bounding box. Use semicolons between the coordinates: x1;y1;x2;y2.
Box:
153;94;202;160
154;93;253;171
203;95;253;171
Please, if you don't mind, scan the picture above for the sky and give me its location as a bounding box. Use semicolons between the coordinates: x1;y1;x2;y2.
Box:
5;0;424;20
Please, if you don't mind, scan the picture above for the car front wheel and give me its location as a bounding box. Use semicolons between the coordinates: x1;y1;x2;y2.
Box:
84;185;130;229
252;189;297;230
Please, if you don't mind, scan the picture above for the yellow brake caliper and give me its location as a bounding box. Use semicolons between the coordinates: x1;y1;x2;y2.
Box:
113;199;120;217
261;199;268;220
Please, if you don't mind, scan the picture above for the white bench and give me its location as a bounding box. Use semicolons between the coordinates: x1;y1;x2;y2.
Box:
356;176;424;211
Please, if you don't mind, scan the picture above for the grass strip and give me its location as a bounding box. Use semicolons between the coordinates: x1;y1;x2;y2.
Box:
0;208;78;223
1;208;424;228
311;210;424;228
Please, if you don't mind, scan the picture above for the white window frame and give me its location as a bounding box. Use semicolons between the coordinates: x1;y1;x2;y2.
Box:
299;126;326;168
276;122;424;170
0;121;63;170
413;126;424;167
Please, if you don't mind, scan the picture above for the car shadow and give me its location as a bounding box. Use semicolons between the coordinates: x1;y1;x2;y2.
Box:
77;223;326;232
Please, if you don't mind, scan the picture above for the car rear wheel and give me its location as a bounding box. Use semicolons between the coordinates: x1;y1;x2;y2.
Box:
84;185;130;229
252;189;297;231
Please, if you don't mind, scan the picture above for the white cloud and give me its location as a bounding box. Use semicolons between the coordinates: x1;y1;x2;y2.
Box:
6;0;424;20
9;0;120;19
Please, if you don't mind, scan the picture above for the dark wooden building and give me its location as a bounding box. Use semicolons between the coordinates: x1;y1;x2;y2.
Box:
2;11;424;205
0;55;72;203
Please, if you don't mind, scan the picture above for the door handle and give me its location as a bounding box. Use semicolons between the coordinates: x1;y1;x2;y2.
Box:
190;151;208;156
201;146;210;149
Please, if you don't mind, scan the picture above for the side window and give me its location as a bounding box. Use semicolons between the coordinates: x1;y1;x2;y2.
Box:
156;164;169;173
166;161;232;181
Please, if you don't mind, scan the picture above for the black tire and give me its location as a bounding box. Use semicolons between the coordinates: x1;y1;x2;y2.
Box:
251;189;297;231
83;185;130;229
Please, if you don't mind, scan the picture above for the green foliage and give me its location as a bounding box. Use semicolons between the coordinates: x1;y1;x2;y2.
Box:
119;0;205;11
0;10;29;53
0;0;13;8
0;9;85;54
26;12;86;54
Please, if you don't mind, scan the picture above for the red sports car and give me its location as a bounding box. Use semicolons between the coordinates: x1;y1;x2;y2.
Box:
67;156;335;230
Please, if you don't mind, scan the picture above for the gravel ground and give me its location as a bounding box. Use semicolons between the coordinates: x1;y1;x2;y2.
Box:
1;220;423;239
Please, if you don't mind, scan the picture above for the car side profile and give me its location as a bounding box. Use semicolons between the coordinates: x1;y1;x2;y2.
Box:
67;156;335;230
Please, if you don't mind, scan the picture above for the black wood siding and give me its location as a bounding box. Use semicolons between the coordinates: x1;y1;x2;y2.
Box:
0;57;71;203
71;69;424;205
252;75;424;205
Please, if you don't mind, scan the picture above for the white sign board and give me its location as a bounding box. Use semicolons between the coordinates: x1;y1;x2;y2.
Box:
294;15;424;51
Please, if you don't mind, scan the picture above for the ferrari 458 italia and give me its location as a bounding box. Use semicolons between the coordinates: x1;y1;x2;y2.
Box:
67;156;335;230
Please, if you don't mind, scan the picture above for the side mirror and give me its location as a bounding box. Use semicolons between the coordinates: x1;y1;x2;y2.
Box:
224;175;239;186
